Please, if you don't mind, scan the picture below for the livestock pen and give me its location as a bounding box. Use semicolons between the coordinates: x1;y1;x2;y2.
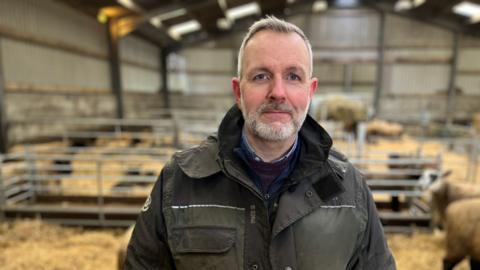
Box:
1;133;479;269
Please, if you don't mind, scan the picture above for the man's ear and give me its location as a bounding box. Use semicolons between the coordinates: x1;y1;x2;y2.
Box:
309;77;318;97
232;77;242;105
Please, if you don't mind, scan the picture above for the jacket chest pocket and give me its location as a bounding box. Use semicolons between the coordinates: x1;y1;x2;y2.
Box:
292;207;362;270
171;226;240;270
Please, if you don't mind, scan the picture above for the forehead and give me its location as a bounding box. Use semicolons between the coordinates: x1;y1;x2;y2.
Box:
243;30;310;73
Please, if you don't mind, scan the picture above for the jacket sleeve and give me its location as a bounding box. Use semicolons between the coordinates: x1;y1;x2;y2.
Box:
348;180;397;270
124;170;175;270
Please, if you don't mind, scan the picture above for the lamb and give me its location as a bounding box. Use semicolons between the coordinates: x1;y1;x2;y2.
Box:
117;225;134;270
366;120;403;138
443;198;480;270
427;178;480;228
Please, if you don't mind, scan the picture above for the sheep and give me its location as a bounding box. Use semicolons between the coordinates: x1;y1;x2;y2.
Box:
366;119;404;139
117;225;134;270
443;198;480;270
315;97;367;132
427;178;480;229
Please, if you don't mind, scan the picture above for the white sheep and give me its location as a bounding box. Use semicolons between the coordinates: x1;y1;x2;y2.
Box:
426;177;480;228
443;198;480;270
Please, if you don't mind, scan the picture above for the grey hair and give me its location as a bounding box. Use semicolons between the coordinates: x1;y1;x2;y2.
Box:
236;15;313;79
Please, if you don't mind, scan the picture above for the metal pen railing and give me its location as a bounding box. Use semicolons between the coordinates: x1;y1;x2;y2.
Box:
0;146;173;225
9;111;222;149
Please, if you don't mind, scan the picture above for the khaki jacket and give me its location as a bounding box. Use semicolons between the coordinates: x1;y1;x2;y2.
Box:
125;105;396;270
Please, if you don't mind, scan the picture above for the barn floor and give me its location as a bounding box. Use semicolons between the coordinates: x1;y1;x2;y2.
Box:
0;219;471;270
388;231;469;270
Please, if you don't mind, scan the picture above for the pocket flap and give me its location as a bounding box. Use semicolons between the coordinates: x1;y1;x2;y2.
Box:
172;226;236;254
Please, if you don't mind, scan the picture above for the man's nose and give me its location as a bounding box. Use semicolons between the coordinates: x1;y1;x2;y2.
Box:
268;77;287;100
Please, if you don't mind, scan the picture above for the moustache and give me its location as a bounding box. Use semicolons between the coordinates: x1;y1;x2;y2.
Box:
258;102;294;115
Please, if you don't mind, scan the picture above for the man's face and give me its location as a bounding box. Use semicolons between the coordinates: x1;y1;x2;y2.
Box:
232;31;318;141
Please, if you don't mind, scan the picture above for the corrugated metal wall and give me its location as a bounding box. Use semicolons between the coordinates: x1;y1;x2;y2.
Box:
0;0;163;94
176;47;234;95
458;48;480;95
378;14;480;122
387;65;450;94
0;0;107;55
0;0;110;91
308;10;378;104
385;15;453;47
384;15;453;96
170;9;479;122
310;10;379;48
2;38;109;90
120;35;161;93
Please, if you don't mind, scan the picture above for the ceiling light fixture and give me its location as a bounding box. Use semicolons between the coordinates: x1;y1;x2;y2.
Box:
394;0;412;11
312;0;328;12
453;1;480;17
217;17;232;30
453;1;480;23
225;2;261;21
217;0;228;11
149;8;187;28
117;0;142;12
394;0;426;11
413;0;426;7
168;20;201;40
332;0;359;8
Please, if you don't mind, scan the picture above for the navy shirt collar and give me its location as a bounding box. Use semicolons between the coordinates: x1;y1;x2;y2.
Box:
240;128;298;164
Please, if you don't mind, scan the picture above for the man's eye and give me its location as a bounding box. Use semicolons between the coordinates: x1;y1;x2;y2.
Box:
287;73;301;81
253;74;268;81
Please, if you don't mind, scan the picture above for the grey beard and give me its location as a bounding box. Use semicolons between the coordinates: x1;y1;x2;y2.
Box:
242;101;308;141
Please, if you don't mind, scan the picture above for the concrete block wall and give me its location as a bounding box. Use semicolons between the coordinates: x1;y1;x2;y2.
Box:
7;92;164;144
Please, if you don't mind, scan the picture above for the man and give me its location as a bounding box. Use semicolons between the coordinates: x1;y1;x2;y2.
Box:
125;16;396;270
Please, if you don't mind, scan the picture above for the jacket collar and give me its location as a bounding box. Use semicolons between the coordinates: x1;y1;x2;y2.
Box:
176;104;344;202
175;134;221;178
217;105;333;175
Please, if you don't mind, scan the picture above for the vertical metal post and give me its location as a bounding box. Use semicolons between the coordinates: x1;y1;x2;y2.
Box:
232;47;238;80
160;48;171;109
467;134;479;183
96;161;105;226
373;11;385;118
445;32;459;127
356;122;366;159
305;13;312;38
0;154;5;220
25;145;37;204
343;64;353;93
173;118;180;148
0;37;8;153
107;20;124;119
115;121;122;136
474;141;479;183
346;133;353;158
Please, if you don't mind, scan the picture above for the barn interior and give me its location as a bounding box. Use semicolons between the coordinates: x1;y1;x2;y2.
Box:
0;0;479;269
